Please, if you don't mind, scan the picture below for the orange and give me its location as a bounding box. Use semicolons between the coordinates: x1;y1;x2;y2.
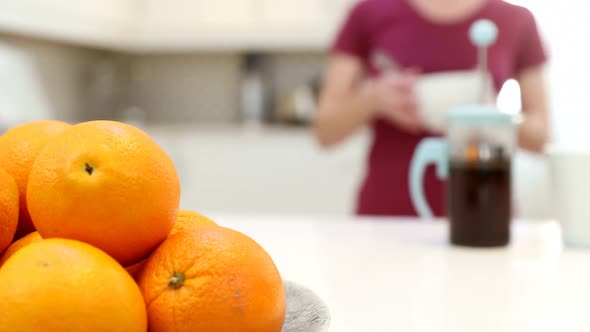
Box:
0;120;70;238
27;120;180;266
0;231;42;267
170;209;217;236
125;259;146;281
129;210;217;282
139;226;286;332
0;168;18;254
0;238;147;332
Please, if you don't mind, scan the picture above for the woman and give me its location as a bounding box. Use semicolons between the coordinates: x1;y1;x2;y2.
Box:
314;0;549;217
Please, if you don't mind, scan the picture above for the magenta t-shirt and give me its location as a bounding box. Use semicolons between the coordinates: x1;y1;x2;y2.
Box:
331;0;547;216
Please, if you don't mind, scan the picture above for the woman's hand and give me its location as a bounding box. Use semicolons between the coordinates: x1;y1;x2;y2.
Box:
369;70;422;133
314;55;424;148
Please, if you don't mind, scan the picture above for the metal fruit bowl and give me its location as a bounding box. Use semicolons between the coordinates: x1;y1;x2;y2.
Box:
283;280;330;332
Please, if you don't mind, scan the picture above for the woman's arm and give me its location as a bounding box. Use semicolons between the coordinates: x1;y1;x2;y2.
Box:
313;54;375;148
313;54;420;148
517;65;549;153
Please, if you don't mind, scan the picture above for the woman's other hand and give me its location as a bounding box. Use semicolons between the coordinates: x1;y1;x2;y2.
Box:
370;70;422;133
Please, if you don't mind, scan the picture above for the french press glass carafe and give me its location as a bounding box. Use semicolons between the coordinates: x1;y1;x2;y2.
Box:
410;106;516;247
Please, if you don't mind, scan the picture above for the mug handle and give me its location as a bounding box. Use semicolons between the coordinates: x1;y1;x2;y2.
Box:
409;138;449;219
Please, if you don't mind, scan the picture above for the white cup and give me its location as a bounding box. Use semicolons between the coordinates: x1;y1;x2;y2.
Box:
548;146;590;247
415;69;494;132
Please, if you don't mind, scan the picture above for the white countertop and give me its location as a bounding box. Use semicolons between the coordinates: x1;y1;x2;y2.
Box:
215;215;589;332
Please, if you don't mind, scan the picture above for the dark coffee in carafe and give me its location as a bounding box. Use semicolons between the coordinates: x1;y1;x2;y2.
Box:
448;157;511;247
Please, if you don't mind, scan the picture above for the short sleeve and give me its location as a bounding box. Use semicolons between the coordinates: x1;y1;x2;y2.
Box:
514;9;548;74
330;1;371;59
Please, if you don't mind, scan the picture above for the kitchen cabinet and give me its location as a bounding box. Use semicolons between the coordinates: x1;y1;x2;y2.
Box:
137;0;357;51
0;0;134;49
258;0;352;24
259;0;325;24
139;0;253;28
136;0;255;51
0;0;358;51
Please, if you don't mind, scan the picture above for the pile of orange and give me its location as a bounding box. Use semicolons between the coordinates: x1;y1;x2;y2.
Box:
0;120;286;332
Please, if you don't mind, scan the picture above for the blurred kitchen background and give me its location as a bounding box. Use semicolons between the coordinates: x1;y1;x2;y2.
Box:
0;0;586;219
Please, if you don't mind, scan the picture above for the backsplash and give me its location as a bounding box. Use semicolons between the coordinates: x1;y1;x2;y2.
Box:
268;52;325;104
0;33;327;125
0;33;108;123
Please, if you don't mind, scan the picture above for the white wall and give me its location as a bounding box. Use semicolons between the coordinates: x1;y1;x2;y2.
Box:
498;1;590;219
507;0;590;147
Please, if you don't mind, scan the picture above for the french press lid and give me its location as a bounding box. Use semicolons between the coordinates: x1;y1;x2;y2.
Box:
447;105;516;127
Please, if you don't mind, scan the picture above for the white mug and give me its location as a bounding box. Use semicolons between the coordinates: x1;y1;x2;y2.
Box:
415;69;494;132
548;146;590;247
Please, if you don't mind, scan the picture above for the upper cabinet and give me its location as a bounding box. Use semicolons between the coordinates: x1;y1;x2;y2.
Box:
260;0;325;24
137;0;356;51
0;0;357;51
0;0;134;49
136;0;256;50
139;0;254;28
258;0;351;24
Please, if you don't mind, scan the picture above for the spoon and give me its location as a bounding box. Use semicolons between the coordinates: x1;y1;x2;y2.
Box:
370;48;401;73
